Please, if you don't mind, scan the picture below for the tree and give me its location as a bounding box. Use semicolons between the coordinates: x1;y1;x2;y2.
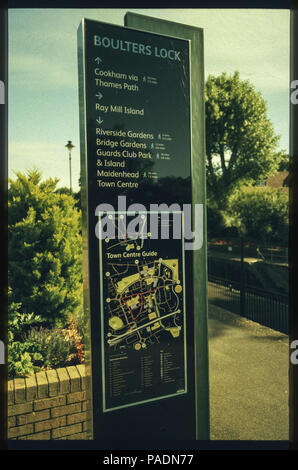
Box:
55;185;81;211
226;186;288;245
278;153;290;171
205;71;284;210
55;186;72;196
8;170;83;328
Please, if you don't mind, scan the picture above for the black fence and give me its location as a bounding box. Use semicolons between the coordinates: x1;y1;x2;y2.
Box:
208;239;288;265
208;275;289;335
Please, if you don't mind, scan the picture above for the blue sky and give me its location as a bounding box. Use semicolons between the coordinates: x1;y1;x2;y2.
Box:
8;8;290;192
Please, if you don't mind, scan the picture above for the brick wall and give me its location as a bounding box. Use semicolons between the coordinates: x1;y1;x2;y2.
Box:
8;365;91;440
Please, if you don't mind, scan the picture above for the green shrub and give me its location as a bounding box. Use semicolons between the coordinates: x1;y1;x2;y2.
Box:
8;292;44;377
8;341;42;377
226;186;288;245
8;322;84;377
64;315;85;365
73;307;88;343
8;170;83;328
25;327;76;369
8;288;85;377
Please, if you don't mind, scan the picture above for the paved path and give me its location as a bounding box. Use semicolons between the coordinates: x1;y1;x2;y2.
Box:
208;304;289;441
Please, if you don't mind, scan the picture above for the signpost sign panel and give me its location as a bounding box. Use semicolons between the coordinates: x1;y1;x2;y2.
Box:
100;212;187;412
78;18;198;441
79;18;191;207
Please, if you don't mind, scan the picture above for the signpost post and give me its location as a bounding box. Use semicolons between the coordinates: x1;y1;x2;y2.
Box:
78;14;209;443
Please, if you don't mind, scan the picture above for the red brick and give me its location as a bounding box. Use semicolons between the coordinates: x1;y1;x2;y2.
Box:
61;432;88;440
17;409;50;426
8;416;16;428
8;424;34;438
52;423;82;439
14;378;26;403
76;364;87;390
66;366;81;392
25;375;37;401
34;416;66;433
46;369;59;397
51;402;81;418
8;402;33;417
21;431;51;440
35;371;48;398
34;395;66;411
81;400;90;412
8;380;14;405
67;411;87;425
67;391;86;404
56;368;70;394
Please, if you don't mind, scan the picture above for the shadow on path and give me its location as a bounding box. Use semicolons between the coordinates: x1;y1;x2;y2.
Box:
208;303;289;441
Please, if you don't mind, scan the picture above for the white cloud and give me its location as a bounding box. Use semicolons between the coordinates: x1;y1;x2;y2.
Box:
9;8;290;95
9;54;76;89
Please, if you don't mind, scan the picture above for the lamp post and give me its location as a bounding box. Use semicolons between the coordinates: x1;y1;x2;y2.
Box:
65;140;75;194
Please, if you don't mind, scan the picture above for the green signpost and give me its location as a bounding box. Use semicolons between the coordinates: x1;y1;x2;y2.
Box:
78;13;209;443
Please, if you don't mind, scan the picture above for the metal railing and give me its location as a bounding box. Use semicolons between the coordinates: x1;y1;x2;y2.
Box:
208;239;288;265
208;275;289;334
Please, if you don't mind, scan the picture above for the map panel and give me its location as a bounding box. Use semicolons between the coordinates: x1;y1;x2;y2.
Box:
99;213;187;411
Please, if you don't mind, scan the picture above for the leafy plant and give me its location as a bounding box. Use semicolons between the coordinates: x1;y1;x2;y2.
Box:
8;290;85;377
8;325;82;377
8;342;40;377
26;327;76;369
73;306;88;343
8;290;44;376
64;316;85;364
8;170;83;328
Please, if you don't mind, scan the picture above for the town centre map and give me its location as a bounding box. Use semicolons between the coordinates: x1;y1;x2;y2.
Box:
99;213;187;411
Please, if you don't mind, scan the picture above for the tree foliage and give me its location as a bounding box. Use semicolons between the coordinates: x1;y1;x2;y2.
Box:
8;170;83;328
226;186;288;245
205;71;284;209
278;153;290;171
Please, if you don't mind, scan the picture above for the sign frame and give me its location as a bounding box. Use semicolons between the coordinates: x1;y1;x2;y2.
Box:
78;14;209;442
124;13;210;441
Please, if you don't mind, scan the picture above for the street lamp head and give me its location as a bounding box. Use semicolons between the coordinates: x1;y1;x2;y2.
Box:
65;140;75;152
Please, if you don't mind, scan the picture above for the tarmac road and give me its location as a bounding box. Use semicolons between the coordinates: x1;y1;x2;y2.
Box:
208;304;289;441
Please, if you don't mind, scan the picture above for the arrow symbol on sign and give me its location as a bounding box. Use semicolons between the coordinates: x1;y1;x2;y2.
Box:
96;116;104;124
95;57;102;64
96;92;103;100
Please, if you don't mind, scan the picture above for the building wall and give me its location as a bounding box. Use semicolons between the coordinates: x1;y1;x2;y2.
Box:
8;365;91;440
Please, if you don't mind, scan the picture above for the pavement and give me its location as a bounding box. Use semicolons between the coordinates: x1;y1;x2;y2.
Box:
208;303;289;441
